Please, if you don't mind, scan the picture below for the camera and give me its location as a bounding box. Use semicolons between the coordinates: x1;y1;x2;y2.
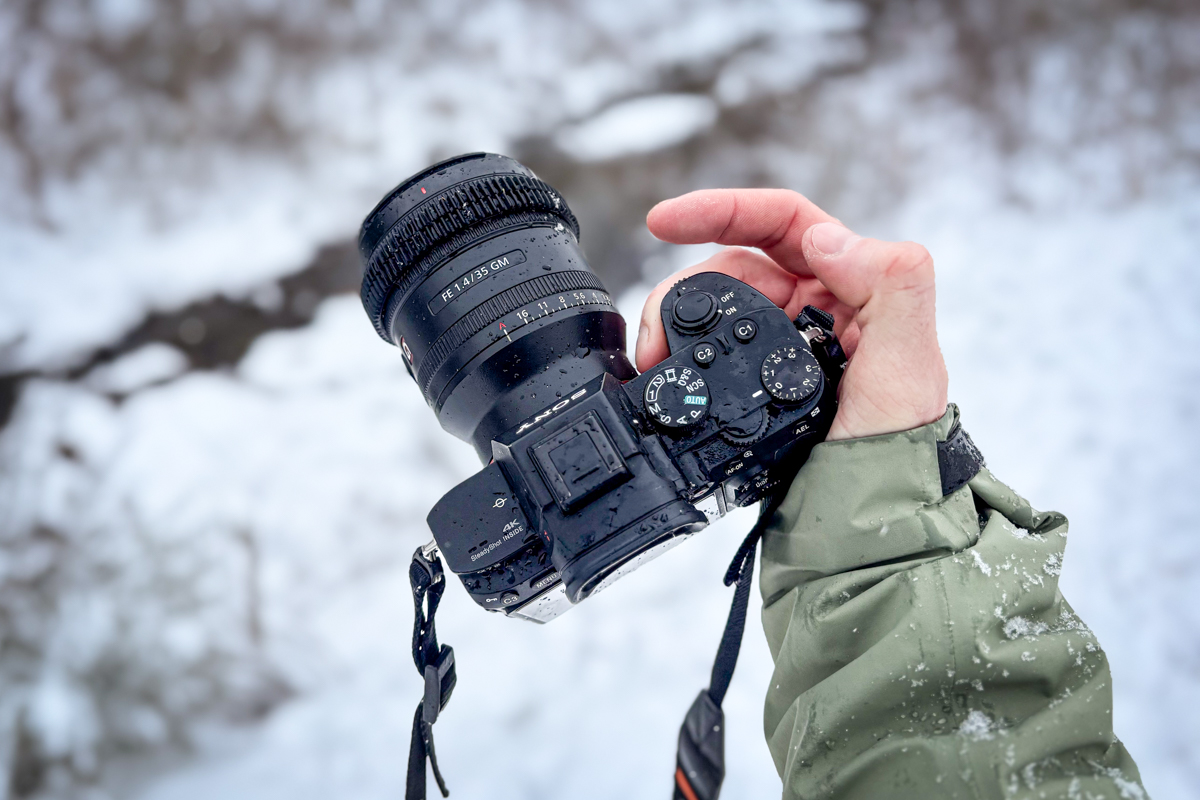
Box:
359;153;845;622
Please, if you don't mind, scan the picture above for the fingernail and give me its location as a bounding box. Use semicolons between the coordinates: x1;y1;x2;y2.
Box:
637;321;649;349
810;223;855;256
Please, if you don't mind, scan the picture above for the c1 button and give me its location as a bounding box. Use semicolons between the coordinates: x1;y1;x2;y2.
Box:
733;318;757;343
693;342;717;366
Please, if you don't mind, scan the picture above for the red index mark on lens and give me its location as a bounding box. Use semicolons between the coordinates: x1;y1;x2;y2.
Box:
420;187;426;194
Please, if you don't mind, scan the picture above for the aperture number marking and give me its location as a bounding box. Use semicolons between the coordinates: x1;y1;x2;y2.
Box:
511;290;611;328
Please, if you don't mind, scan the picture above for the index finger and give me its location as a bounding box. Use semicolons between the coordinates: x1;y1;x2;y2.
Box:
646;189;840;277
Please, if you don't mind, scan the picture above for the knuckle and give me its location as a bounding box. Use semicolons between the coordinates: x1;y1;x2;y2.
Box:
708;248;742;268
882;242;935;287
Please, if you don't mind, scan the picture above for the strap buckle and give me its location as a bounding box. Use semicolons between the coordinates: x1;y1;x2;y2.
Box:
420;539;441;562
408;542;454;799
675;691;725;800
423;645;457;725
412;540;444;592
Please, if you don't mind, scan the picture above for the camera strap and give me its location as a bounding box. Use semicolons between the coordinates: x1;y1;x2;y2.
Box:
407;544;457;800
672;416;986;800
403;501;782;800
673;499;779;800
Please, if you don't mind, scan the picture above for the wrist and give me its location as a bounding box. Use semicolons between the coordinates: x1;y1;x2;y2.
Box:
826;392;949;441
762;405;974;589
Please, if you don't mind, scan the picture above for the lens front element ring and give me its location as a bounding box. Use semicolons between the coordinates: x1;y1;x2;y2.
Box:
361;171;579;340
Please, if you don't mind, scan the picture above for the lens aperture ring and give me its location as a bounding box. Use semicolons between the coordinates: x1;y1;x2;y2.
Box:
417;270;611;398
361;173;580;340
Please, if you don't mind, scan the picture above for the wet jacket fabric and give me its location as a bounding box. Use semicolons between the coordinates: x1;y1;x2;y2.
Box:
759;406;1148;799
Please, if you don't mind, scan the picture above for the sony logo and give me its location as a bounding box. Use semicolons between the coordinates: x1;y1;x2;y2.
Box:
514;387;589;435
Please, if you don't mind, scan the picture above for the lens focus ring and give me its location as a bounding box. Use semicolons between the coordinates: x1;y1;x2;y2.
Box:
360;173;580;340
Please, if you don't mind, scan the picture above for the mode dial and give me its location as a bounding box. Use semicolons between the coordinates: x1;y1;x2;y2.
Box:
761;345;822;403
671;290;721;334
643;366;710;429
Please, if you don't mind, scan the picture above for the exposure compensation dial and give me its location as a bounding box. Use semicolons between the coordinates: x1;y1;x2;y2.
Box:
760;345;822;403
643;366;710;429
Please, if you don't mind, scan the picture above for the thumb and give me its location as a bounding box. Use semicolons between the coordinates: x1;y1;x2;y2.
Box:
802;222;935;311
801;222;948;439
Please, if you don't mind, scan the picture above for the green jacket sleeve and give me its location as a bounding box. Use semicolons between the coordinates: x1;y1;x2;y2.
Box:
759;405;1147;800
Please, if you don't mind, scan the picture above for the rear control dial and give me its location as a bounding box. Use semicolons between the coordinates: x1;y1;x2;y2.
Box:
720;408;769;445
760;345;822;403
643;366;710;429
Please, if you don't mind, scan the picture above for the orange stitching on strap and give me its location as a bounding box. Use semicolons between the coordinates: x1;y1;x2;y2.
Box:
675;767;700;800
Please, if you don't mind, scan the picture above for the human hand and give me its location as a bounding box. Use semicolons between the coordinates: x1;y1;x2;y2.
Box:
636;189;948;441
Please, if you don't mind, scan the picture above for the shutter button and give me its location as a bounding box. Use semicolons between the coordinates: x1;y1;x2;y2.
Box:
671;291;721;334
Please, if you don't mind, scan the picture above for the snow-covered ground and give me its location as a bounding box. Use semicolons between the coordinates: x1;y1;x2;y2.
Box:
1;1;1198;798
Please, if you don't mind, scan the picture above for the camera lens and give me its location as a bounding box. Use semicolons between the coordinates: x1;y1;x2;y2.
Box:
359;153;635;460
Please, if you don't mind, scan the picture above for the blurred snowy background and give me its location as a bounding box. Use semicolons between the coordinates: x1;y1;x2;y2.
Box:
1;0;1198;798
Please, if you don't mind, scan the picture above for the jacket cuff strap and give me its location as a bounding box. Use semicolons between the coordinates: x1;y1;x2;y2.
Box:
937;418;986;496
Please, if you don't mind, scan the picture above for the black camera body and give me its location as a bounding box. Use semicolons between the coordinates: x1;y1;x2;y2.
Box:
428;273;845;621
358;153;845;623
